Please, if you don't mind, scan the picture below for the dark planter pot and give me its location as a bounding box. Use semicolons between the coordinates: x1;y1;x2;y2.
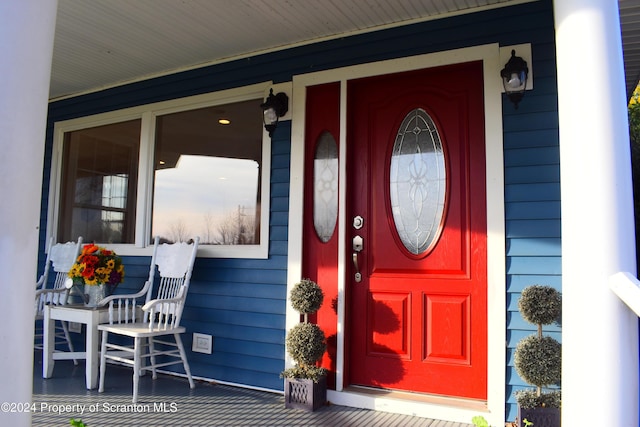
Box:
284;376;327;411
518;405;561;427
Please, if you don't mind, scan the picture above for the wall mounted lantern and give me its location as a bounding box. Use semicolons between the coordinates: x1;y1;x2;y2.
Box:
500;49;529;109
261;89;289;137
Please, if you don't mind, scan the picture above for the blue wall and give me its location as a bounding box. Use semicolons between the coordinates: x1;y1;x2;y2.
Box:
503;36;562;421
42;0;560;421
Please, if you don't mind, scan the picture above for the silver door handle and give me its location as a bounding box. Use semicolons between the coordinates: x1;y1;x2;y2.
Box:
352;235;363;282
353;252;362;282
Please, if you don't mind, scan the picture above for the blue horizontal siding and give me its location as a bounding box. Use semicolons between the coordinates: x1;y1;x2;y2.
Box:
507;238;561;256
502;111;559;133
190;294;284;315
507;256;561;275
505;183;560;202
504;147;559;167
507;219;561;238
503;129;559;150
505;165;560;184
507;274;562;293
506;201;561;220
41;0;561;421
193;281;287;300
269;240;288;257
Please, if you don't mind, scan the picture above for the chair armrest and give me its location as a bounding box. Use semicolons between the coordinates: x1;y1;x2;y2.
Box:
142;296;184;329
102;280;152;324
35;287;67;299
34;288;69;314
141;296;183;311
99;280;152;307
36;275;46;291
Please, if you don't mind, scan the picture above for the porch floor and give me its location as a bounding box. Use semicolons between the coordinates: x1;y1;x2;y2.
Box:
33;353;473;427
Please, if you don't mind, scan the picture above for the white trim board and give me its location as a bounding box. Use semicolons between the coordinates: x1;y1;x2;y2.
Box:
288;43;508;425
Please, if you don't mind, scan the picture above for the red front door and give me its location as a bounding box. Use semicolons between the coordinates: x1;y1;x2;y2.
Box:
346;62;488;399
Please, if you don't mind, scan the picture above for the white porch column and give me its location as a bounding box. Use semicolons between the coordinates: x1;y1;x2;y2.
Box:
555;0;638;426
0;1;58;426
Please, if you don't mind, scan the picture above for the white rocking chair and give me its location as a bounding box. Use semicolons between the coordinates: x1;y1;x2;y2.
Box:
98;237;199;403
34;236;83;364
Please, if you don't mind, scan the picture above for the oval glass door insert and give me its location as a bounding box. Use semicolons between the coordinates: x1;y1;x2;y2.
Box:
313;131;338;242
389;108;446;255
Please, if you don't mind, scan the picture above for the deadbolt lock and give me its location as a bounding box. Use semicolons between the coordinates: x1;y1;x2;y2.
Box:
353;235;363;252
353;215;364;230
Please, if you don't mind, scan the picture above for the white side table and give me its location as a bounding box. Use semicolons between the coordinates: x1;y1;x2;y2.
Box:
43;304;112;389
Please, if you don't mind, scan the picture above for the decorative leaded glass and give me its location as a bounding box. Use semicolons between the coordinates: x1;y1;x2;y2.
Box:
313;132;338;242
389;108;446;255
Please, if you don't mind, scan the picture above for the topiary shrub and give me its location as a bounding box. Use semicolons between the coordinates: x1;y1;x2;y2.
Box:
515;335;562;387
281;279;328;383
518;285;562;333
290;278;324;317
514;285;562;411
286;323;327;366
515;389;561;410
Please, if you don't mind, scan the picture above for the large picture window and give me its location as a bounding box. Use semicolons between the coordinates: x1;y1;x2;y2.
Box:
50;86;271;258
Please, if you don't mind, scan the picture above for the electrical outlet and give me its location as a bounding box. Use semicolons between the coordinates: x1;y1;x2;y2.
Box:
68;322;82;333
192;333;213;354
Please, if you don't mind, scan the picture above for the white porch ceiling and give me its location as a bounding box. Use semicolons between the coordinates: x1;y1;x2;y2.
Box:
51;0;640;100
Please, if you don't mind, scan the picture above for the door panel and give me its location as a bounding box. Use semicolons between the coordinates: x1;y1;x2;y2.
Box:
368;292;410;357
347;62;487;399
425;293;470;363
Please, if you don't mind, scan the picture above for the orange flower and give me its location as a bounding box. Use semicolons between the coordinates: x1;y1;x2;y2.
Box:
81;244;99;255
82;266;95;278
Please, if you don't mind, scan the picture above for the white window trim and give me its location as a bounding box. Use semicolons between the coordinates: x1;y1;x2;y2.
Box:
47;82;280;258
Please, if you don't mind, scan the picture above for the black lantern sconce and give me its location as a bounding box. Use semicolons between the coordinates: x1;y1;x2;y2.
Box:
261;89;289;137
500;49;529;109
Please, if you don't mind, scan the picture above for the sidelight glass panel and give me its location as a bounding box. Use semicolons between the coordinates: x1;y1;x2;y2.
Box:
313;131;338;242
389;108;446;255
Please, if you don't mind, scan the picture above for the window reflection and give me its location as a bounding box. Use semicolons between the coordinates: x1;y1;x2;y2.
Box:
152;99;263;244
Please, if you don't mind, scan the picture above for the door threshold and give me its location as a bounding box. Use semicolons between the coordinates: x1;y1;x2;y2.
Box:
343;385;488;412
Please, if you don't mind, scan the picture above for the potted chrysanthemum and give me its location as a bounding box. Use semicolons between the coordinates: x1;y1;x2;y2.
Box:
67;243;125;307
